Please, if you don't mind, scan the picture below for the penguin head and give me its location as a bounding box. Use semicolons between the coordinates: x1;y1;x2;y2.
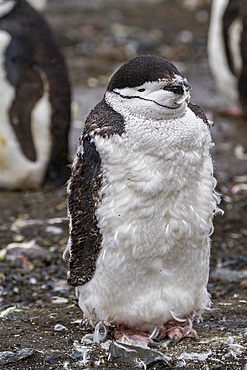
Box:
106;55;191;120
0;0;17;17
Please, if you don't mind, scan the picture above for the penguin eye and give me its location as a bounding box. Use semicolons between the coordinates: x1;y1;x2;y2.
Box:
137;88;145;92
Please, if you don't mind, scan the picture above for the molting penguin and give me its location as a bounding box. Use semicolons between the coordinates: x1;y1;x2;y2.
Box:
0;0;71;189
64;55;221;345
208;0;247;116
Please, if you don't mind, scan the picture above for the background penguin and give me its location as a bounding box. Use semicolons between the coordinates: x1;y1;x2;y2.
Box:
64;55;221;345
28;0;47;10
0;0;71;189
208;0;247;116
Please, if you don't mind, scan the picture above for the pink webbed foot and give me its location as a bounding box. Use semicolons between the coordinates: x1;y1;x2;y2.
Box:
218;105;247;118
159;320;199;344
113;321;198;347
114;326;156;347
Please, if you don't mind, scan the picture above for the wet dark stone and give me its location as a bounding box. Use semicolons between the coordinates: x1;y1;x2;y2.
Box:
15;348;36;361
0;351;16;365
45;281;56;290
110;342;172;368
46;354;59;364
0;348;36;365
70;352;86;361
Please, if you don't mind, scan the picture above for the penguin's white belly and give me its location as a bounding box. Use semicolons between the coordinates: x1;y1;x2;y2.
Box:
0;96;51;189
0;31;51;189
76;109;217;331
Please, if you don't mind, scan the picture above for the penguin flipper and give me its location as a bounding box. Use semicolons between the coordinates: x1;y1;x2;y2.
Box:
188;102;209;126
8;67;44;162
67;136;102;287
66;100;125;286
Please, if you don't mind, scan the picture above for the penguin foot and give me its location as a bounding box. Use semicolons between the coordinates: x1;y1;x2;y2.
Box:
114;326;155;347
218;105;247;118
159;320;199;344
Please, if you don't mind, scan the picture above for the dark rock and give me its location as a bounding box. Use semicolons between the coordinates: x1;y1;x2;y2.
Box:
211;267;247;283
70;352;86;361
0;351;16;365
3;241;53;264
109;342;172;368
46;354;59;364
15;348;36;361
0;348;36;365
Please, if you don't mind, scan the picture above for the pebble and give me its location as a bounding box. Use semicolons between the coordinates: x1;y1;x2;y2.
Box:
211;268;247;283
0;348;36;365
109;342;172;368
1;240;53;263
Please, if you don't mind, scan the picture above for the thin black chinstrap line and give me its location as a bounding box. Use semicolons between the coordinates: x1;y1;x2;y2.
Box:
113;91;181;110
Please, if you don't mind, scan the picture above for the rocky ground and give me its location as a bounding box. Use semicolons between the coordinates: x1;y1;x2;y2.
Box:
0;0;247;369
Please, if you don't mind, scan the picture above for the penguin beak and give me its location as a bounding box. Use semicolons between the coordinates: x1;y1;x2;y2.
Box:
174;80;191;104
183;80;191;93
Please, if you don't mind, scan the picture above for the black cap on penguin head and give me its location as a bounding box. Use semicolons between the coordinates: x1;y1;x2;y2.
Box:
107;55;181;91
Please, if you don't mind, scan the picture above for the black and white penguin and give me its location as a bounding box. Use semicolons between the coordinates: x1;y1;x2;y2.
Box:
64;55;221;345
208;0;247;116
0;0;71;189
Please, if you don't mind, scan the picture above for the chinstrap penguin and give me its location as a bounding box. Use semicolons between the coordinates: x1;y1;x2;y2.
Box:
64;55;221;345
208;0;247;116
0;0;71;189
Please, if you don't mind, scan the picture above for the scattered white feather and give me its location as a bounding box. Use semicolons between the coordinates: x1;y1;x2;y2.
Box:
93;321;108;343
63;361;71;370
81;334;94;345
51;297;68;304
73;341;90;365
54;324;68;331
135;358;147;369
71;319;83;325
225;336;246;358
100;340;112;351
178;350;212;361
149;327;159;340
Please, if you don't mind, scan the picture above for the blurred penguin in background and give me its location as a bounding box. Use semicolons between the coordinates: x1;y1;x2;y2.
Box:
28;0;47;10
0;0;71;189
208;0;247;116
